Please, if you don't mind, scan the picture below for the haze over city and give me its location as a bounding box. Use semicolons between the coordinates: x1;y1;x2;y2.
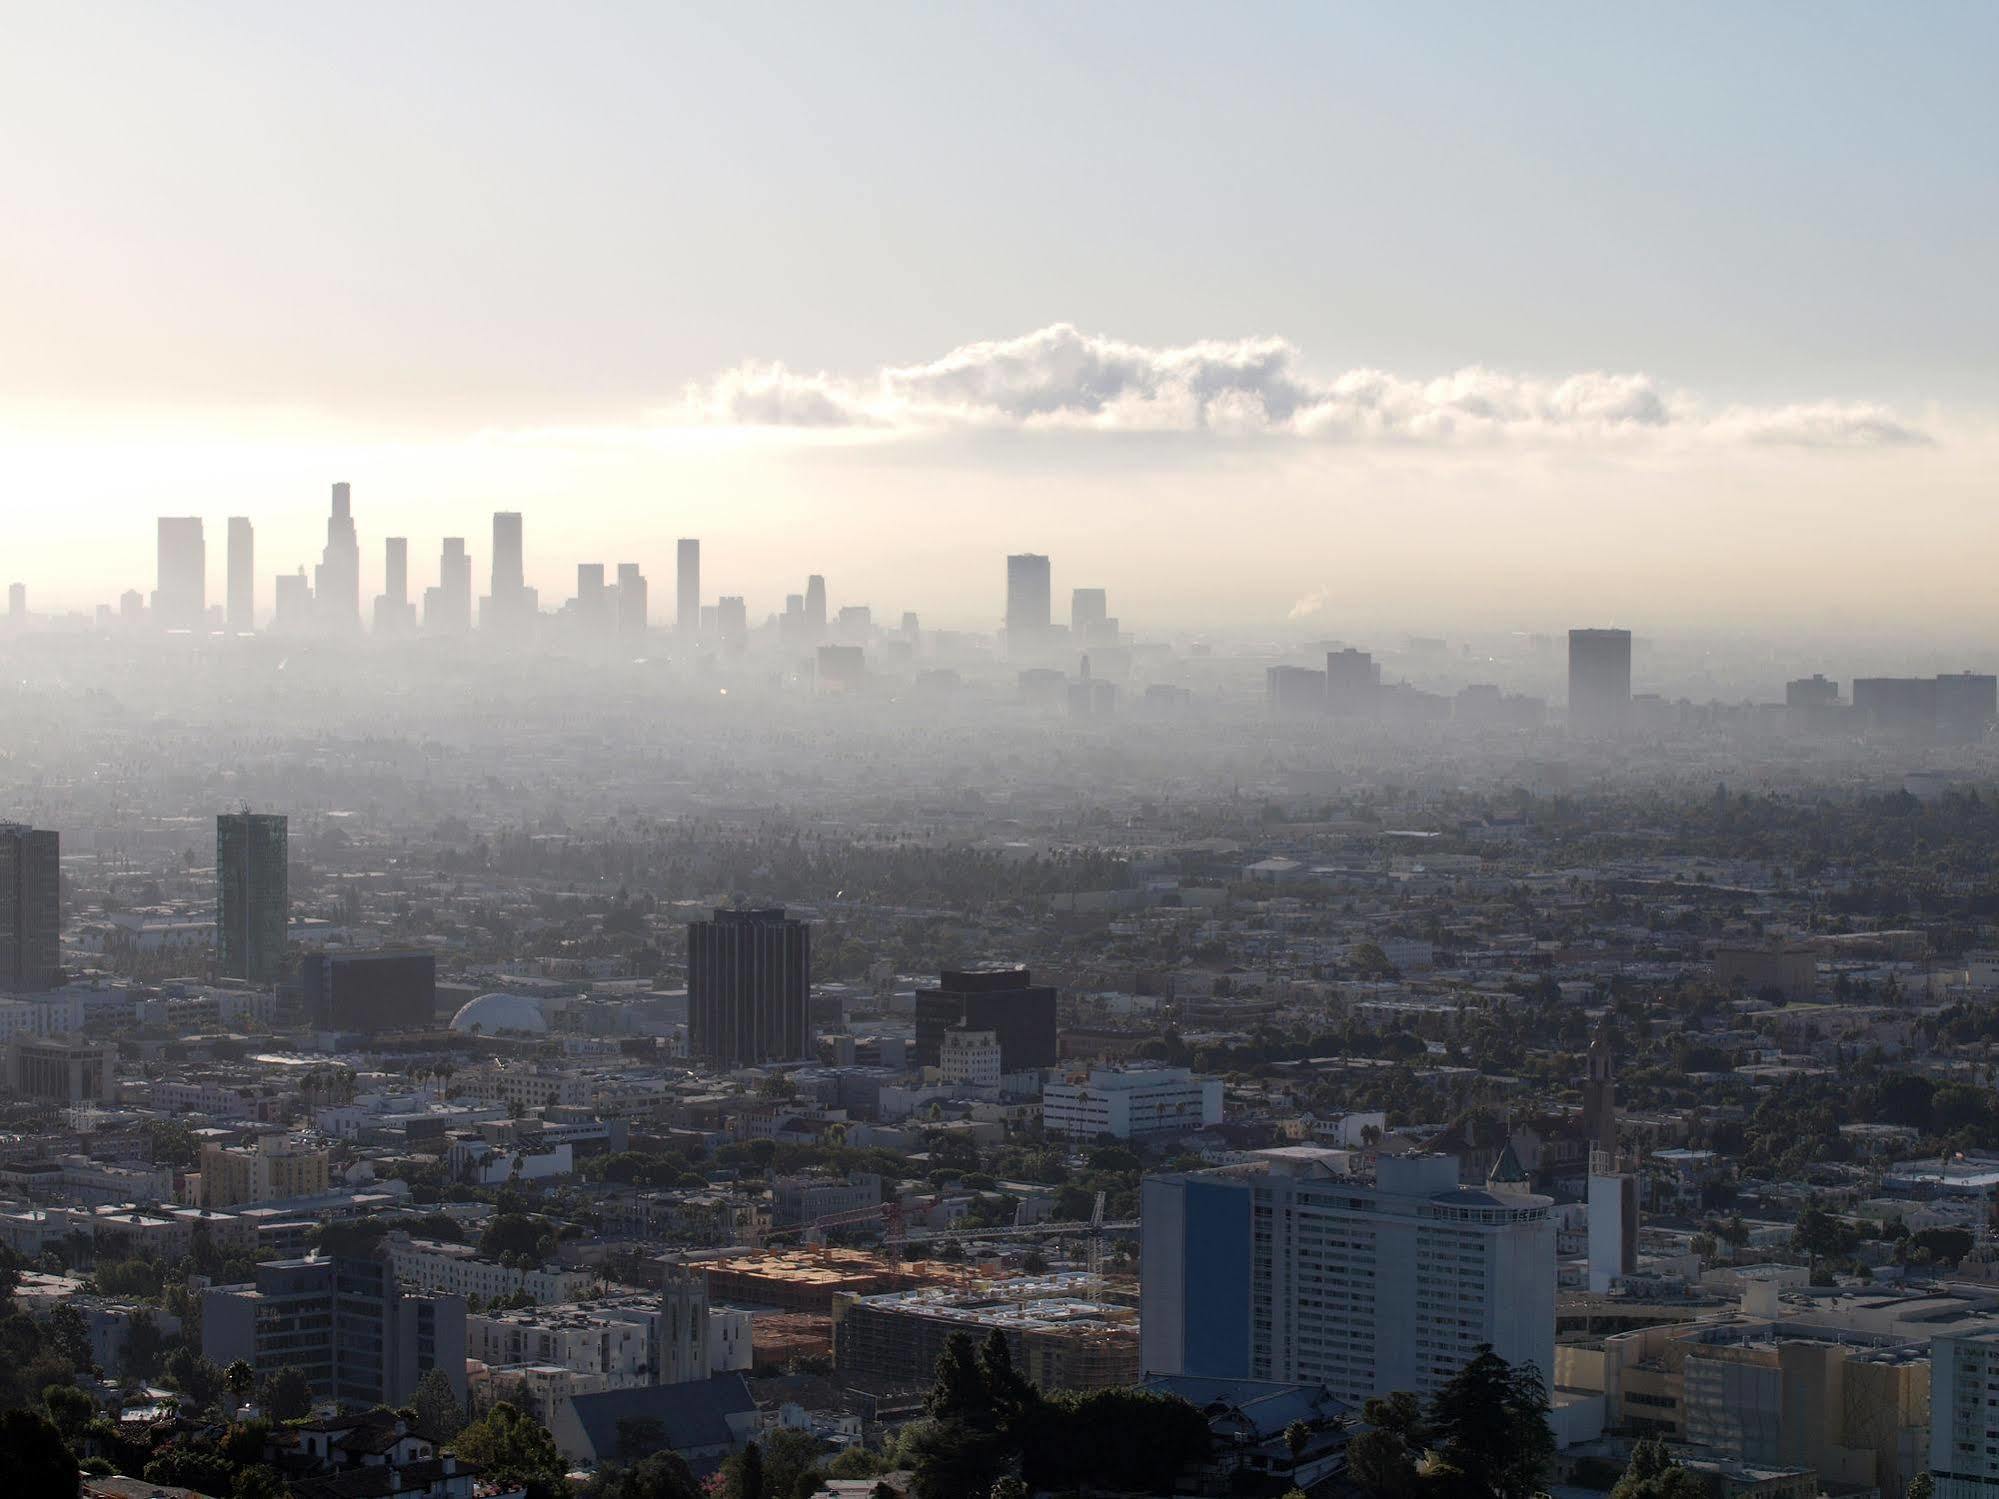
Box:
9;10;1999;1499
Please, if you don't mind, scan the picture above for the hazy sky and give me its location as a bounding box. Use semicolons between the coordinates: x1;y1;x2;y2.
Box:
5;4;1997;634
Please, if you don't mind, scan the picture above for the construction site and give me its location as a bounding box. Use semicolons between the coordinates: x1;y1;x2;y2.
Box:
699;1245;976;1316
831;1272;1140;1392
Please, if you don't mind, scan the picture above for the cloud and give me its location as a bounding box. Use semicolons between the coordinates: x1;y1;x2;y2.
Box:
677;323;1930;449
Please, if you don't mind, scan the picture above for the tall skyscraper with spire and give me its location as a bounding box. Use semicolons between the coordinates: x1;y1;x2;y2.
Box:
481;512;535;635
315;482;361;631
805;574;827;639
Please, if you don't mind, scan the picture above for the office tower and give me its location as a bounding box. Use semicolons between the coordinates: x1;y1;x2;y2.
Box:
1071;587;1108;648
119;589;145;626
202;1249;467;1407
374;537;413;633
1786;675;1840;709
425;537;472;634
226;517;254;632
836;604;871;639
1587;1151;1639;1293
574;562;609;640
6;583;23;625
299;951;436;1034
216;812;289;984
816;644;865;691
781;594;807;648
804;574;827;638
716;595;749;651
0;823;61;993
900;611;920;645
914;967;1057;1069
1265;665;1327;715
314;481;361;631
1935;672;1998;742
687;908;810;1066
1141;1152;1555;1406
272;569;313;632
155;516;206;631
1326;648;1382;717
677;538;701;640
615;562;648;644
1006;553;1052;656
1931;1331;1999;1499
1567;628;1633;732
480;512;536;634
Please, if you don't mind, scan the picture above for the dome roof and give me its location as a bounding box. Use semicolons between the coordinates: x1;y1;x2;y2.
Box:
449;992;548;1035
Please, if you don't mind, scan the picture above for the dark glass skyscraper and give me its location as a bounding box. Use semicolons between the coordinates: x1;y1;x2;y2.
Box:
217;812;289;983
687;907;810;1066
0;823;61;993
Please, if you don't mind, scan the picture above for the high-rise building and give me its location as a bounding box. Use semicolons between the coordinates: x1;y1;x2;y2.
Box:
315;481;361;631
1070;587;1110;649
1326;648;1382;717
661;1262;712;1386
425;537;472;634
804;574;827;639
914;968;1057;1069
299;951;436;1035
203;1250;467;1408
0;823;61;993
1582;1016;1616;1157
216;812;289;984
273;568;313;632
687;908;810;1066
1568;628;1633;733
717;595;748;651
156;516;206;631
481;512;536;634
227;517;255;633
1930;1329;1999;1499
1786;675;1840;709
677;539;702;640
1006;553;1052;656
575;562;609;640
615;563;648;644
1140;1151;1555;1407
374;537;414;633
6;583;24;626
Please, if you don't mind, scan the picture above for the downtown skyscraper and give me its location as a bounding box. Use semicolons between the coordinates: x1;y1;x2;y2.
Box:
687;907;810;1066
1006;552;1051;657
216;812;289;984
314;482;361;631
424;538;472;634
227;517;255;633
677;538;701;641
156;517;206;631
374;537;414;633
481;512;536;635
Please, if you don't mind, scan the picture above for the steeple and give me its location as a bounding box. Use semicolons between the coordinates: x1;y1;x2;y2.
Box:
1582;1014;1617;1160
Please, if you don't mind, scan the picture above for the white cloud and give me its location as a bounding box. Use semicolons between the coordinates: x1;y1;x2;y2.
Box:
676;323;1930;448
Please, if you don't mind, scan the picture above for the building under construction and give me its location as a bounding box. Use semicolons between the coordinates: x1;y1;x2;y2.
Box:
701;1247;970;1316
833;1273;1138;1392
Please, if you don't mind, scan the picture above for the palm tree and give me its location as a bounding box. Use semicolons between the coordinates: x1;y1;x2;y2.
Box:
224;1360;254;1402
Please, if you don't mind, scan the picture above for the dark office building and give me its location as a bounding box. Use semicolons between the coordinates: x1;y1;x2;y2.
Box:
217;813;289;984
688;908;810;1066
915;967;1058;1071
299;951;437;1035
203;1250;466;1409
1567;628;1633;733
1853;673;1998;741
1326;648;1381;717
0;823;61;993
1265;665;1326;716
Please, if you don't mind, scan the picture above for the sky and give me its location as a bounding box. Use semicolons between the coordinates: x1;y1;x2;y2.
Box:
4;3;1997;636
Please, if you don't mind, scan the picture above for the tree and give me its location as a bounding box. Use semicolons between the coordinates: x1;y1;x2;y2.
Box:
1;1409;80;1498
1909;1475;1936;1499
1425;1347;1554;1499
166;1349;228;1414
1284;1418;1312;1461
48;1303;93;1373
412;1367;467;1440
122;1309;168;1382
44;1382;96;1445
732;1441;766;1499
583;1452;705;1499
1611;1437;1707;1499
231;1467;290;1499
256;1366;314;1422
224;1360;255;1401
453;1401;568;1499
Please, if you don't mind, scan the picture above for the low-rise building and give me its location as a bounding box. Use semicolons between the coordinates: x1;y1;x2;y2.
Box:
1042;1065;1223;1139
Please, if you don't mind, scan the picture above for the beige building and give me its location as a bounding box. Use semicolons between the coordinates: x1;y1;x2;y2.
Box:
190;1134;331;1208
